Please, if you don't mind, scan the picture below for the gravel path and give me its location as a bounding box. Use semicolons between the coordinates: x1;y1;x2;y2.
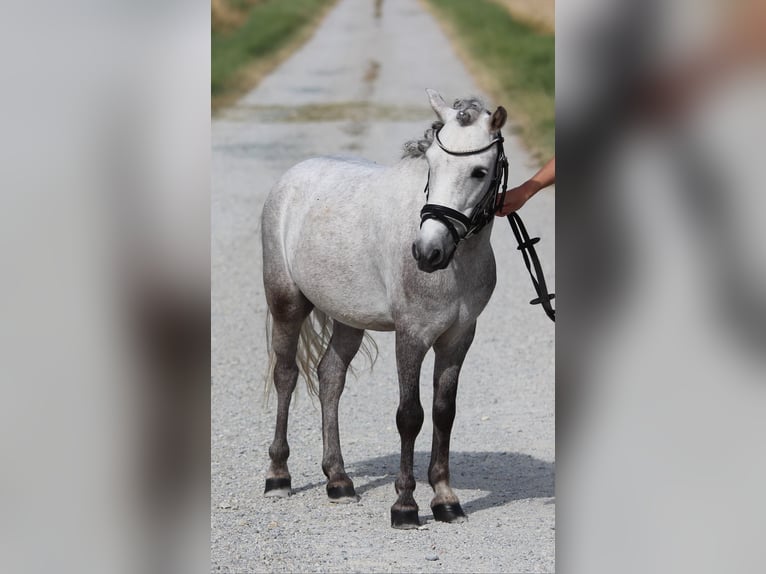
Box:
212;0;555;571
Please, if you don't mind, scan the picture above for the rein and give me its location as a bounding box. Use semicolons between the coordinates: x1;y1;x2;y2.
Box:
420;128;555;322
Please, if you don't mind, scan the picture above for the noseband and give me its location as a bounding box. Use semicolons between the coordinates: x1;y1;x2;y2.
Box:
419;127;555;322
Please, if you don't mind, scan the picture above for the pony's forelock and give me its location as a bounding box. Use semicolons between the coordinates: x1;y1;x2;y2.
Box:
402;96;489;158
453;96;486;126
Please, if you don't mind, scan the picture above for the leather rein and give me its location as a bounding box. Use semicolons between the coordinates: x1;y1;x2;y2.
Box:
420;128;555;322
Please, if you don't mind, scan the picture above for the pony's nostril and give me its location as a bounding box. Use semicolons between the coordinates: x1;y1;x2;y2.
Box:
412;242;421;261
428;249;442;265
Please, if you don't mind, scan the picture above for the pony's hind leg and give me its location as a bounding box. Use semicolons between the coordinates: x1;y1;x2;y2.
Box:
428;321;476;523
263;292;313;498
317;320;364;503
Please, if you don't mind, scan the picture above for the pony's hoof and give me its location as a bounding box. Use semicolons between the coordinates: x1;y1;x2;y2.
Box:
432;503;467;523
264;477;292;498
391;508;421;529
327;484;359;503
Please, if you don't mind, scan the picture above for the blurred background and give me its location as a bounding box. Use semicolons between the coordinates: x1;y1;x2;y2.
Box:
557;0;766;572
1;0;764;572
0;2;210;573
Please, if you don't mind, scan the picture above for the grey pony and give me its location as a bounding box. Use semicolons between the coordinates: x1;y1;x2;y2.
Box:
260;89;508;528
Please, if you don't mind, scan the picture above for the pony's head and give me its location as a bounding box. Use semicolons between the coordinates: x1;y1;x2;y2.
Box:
411;89;507;272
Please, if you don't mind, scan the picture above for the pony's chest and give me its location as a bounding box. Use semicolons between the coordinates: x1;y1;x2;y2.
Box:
454;261;497;315
397;250;496;318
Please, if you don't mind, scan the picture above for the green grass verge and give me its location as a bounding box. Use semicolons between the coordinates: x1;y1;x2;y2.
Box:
212;0;337;106
425;0;554;161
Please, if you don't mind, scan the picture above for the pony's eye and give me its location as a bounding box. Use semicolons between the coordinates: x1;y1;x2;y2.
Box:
471;167;488;179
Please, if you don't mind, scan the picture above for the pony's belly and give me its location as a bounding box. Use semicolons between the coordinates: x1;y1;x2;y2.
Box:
302;288;395;331
287;210;397;330
292;271;395;331
328;309;395;332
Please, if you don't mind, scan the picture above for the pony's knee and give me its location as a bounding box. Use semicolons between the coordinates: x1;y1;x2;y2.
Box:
396;402;424;437
432;395;456;430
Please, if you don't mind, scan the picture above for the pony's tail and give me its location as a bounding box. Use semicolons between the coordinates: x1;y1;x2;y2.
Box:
263;309;378;403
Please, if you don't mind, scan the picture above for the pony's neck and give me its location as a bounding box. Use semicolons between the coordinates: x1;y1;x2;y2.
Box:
459;220;494;254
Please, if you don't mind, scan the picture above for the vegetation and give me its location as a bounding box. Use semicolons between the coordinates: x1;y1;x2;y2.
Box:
211;0;553;159
425;0;554;161
212;0;338;110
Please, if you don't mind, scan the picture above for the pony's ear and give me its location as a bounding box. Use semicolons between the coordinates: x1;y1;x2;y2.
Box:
426;88;455;122
490;106;507;132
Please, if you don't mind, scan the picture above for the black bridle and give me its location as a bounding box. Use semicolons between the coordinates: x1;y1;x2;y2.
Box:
421;129;509;243
420;128;555;322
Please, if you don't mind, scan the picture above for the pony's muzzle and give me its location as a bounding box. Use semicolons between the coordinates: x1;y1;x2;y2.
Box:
412;231;454;273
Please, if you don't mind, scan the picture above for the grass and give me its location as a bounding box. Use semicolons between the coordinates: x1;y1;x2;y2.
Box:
489;0;554;34
423;0;554;162
212;0;338;111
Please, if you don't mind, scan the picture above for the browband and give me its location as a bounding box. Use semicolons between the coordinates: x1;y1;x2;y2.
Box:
434;130;504;156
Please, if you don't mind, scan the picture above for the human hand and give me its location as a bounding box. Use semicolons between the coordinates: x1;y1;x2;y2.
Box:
495;157;555;216
495;180;540;216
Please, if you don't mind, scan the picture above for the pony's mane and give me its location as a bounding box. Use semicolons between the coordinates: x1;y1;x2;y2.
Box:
402;120;444;158
402;97;487;159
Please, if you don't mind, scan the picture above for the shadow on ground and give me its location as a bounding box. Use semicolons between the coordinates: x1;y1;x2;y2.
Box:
292;450;553;517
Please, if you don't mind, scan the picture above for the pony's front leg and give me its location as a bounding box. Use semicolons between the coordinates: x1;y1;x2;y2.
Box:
428;321;476;523
391;331;428;529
